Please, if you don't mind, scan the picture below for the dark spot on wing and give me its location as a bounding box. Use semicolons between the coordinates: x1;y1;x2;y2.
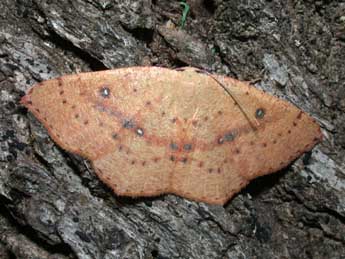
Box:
313;137;320;142
112;133;118;139
136;128;144;137
219;132;236;144
170;142;178;150
62;99;67;104
224;132;235;142
218;137;224;144
195;69;207;74
255;108;265;119
74;114;79;119
181;157;188;163
170;155;175;161
84;120;89;125
183;144;192;151
123;119;135;129
100;87;110;98
59;90;64;95
57;77;63;87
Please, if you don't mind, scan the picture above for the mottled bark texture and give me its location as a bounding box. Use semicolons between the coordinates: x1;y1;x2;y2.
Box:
1;0;345;258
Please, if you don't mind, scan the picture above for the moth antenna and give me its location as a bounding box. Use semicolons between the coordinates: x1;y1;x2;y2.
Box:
197;69;260;130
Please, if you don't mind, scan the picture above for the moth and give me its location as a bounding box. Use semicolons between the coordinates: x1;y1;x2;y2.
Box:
21;67;322;205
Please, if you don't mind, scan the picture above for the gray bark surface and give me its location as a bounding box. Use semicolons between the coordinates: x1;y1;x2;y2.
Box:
1;0;345;258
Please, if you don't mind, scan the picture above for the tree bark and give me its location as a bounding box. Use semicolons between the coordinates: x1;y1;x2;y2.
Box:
1;0;344;258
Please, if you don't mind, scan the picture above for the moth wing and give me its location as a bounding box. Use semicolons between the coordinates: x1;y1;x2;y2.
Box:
169;68;322;204
21;67;322;204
